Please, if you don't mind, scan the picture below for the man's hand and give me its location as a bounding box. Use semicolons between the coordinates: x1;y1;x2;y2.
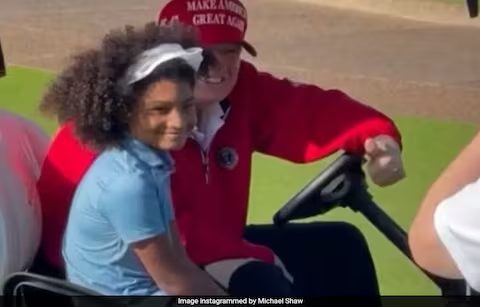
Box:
364;135;405;187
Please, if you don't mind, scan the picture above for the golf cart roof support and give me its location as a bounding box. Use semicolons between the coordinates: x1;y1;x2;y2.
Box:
467;0;479;17
0;40;5;78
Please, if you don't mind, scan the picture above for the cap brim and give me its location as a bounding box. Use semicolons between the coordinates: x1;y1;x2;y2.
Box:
242;41;257;57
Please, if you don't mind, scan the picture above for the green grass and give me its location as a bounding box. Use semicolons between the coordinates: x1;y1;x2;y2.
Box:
0;66;55;133
2;66;477;295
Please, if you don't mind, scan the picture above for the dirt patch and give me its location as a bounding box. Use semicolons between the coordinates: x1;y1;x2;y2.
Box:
1;0;479;123
296;0;480;26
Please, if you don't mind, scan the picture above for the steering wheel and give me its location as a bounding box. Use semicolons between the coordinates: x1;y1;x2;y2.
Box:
273;153;365;226
272;152;469;295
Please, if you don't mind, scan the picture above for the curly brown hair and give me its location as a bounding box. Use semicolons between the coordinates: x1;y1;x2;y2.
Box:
40;21;208;150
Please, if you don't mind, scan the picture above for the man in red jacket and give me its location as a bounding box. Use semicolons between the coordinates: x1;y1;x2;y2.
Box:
36;0;405;296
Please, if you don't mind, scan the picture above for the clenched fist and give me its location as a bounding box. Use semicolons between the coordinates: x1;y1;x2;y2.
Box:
364;135;405;187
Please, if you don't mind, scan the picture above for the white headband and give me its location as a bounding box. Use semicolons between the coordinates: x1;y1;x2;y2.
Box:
123;43;204;85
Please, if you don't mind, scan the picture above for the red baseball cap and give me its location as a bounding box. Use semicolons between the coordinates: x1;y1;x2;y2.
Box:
158;0;257;56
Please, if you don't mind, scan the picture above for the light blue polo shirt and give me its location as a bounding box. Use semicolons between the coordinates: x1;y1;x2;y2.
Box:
62;136;175;296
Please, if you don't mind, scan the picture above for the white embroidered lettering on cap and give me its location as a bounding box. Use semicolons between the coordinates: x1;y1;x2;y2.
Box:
124;43;204;85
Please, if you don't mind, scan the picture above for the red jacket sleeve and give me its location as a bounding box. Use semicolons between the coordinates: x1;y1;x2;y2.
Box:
37;121;98;268
249;65;402;163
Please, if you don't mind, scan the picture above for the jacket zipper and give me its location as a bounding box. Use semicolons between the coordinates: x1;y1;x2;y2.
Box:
193;102;230;184
200;147;210;184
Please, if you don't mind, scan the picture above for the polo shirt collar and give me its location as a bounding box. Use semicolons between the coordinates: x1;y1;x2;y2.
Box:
121;135;174;169
192;99;231;151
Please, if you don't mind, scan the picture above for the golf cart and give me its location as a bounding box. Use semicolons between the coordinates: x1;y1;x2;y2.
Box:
1;0;479;304
1;152;469;306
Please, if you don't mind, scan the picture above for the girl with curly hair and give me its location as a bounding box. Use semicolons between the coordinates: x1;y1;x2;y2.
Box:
39;22;225;296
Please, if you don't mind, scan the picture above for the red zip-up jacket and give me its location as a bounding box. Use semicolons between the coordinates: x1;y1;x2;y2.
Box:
37;61;402;269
